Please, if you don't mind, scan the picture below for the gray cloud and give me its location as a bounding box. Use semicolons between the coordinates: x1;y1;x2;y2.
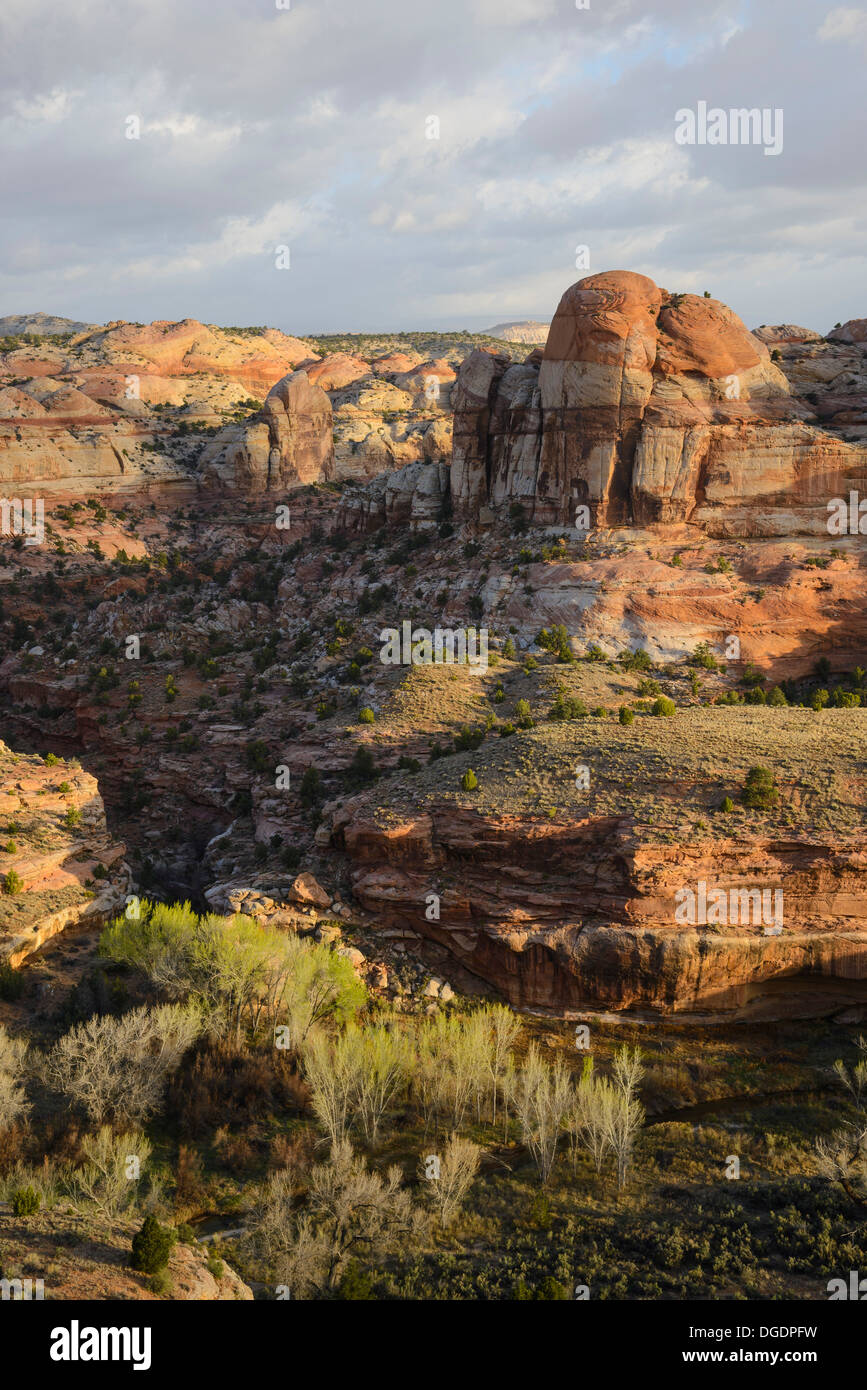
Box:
0;0;862;334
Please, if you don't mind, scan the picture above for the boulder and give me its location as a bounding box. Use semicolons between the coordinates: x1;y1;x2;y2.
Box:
288;871;331;908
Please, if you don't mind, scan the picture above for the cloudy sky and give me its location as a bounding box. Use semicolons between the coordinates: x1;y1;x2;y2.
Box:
0;0;863;335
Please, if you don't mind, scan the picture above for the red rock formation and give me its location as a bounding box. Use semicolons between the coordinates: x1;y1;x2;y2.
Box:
450;271;867;536
335;803;867;1018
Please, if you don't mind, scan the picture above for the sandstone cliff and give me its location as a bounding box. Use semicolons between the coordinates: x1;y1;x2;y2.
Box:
450;271;867;536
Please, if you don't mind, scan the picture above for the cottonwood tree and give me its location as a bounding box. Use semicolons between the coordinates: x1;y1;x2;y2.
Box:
42;1002;202;1125
486;1004;521;1125
303;1027;367;1146
71;1126;152;1217
509;1044;572;1184
100;901;364;1042
251;1140;422;1297
353;1023;410;1145
604;1045;645;1189
815;1037;867;1207
418;1133;480;1226
0;1025;29;1132
566;1058;611;1174
280;937;366;1047
414;1011;495;1134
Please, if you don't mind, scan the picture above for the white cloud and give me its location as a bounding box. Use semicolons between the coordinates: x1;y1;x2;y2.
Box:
13;87;78;123
818;7;867;41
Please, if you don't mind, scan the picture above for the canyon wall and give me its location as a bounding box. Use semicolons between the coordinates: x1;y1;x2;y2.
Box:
335;803;867;1018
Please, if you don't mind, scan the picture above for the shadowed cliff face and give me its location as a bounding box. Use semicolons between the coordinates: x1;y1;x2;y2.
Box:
450;270;867;535
336;804;867;1018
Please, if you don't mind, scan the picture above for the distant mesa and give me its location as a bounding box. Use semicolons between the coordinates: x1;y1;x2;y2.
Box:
0;311;97;337
485;320;550;344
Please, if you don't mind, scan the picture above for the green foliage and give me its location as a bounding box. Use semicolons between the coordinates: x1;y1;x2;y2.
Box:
3;869;23;895
131;1215;176;1274
299;767;321;806
548;685;587;721
454;725;484;753
461;768;478;791
619;647;652;672
637;677;660;697
721;796;735;813
537;625;574;663
99;900;365;1041
691;642;718;670
742;766;778;811
652;696;676;717
618;706;634;726
245;738;269;772
11;1186;40;1217
337;1259;375;1299
358;707;375;725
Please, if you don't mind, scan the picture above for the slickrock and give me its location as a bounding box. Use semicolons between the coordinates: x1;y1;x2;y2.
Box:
449;271;867;535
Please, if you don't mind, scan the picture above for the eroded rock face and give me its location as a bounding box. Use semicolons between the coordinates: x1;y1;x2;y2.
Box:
450;270;867;536
0;741;128;968
336;458;449;531
200;369;334;492
336;803;867;1018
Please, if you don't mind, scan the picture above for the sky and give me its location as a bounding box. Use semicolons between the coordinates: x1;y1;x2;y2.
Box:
0;0;864;335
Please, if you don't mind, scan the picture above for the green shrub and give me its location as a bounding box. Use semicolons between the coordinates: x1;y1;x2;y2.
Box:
131;1215;175;1275
549;685;587;721
637;677;660;697
358;707;375;725
691;642;718;670
206;1255;224;1280
619;647;652;672
652;696;676;717
148;1269;173;1296
3;870;23;895
618;706;634;726
11;1187;41;1217
742;766;778;811
720;796;734;813
461;769;478;791
337;1259;375;1299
